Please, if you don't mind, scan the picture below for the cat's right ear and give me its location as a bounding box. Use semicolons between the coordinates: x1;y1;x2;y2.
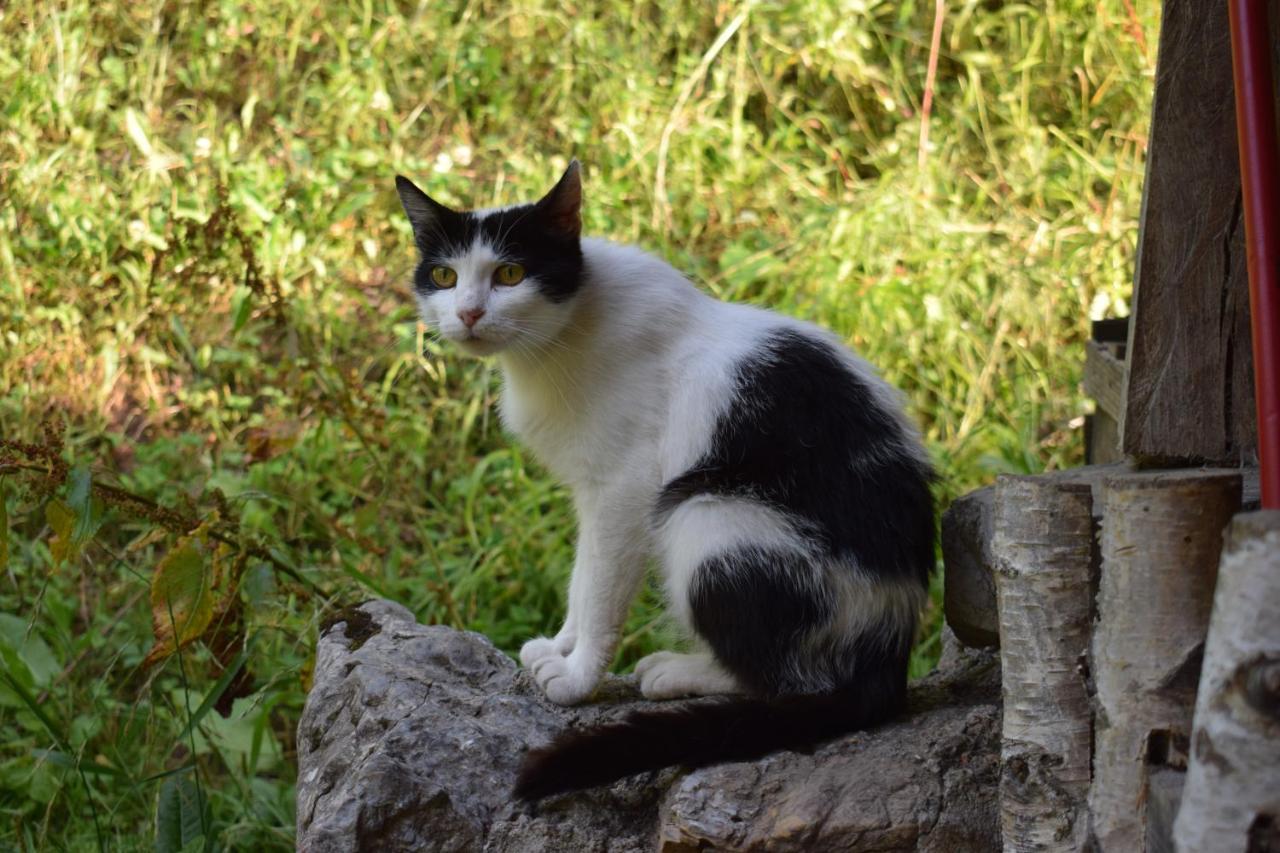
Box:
395;175;450;240
536;160;582;239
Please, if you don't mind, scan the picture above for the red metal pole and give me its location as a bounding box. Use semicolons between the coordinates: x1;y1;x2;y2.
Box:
1228;0;1280;508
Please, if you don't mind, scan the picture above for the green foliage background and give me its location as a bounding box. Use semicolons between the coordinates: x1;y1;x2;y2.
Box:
0;0;1155;848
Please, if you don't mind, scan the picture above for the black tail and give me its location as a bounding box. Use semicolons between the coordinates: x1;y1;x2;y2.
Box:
513;684;901;801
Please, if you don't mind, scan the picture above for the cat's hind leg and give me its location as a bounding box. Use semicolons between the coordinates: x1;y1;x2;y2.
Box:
655;496;833;697
686;547;835;696
634;650;744;700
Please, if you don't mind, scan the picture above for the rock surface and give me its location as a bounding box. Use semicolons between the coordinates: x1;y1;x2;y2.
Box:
297;600;1002;852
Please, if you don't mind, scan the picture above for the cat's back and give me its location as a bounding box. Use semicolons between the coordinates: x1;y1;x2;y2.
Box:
660;296;928;479
659;300;935;587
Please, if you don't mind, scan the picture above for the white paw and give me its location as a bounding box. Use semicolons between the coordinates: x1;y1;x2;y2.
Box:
519;633;574;668
636;651;742;700
531;651;599;706
633;650;681;681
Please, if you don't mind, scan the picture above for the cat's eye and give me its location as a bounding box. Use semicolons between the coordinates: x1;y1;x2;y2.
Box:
430;266;457;288
494;263;525;286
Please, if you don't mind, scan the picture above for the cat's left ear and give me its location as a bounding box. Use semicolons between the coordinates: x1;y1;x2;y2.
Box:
536;160;582;239
395;175;451;240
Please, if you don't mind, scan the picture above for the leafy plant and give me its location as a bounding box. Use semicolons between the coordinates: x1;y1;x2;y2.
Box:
0;0;1157;847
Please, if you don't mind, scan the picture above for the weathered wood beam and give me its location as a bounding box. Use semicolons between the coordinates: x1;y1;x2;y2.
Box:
1120;0;1259;464
1085;339;1126;464
1084;341;1125;422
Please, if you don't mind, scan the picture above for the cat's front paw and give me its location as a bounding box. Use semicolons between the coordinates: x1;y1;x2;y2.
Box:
530;651;599;705
519;634;574;668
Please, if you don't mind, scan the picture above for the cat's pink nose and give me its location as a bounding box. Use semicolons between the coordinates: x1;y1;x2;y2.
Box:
458;308;485;328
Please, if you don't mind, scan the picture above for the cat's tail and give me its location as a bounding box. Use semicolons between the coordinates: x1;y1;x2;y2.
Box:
512;684;901;801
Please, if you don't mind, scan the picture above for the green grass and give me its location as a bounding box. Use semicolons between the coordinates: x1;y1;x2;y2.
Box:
0;0;1155;848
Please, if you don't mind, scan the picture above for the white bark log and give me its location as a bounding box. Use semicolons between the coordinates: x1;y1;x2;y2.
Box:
1174;510;1280;852
992;475;1095;852
1089;470;1241;852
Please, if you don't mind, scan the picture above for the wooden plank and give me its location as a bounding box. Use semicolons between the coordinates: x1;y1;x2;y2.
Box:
1085;412;1122;465
1120;0;1268;464
1084;340;1125;421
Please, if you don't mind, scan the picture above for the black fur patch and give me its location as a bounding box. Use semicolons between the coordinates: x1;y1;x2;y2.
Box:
689;549;832;696
409;204;584;303
690;547;916;700
657;330;935;586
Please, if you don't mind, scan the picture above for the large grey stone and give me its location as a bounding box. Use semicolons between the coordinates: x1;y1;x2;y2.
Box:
297;600;1001;852
657;644;1002;851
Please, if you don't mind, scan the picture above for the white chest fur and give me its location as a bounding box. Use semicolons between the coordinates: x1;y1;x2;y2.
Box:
498;351;669;492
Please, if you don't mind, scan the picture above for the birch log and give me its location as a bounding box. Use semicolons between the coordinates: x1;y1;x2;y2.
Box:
992;476;1095;851
1173;510;1280;852
1089;470;1241;851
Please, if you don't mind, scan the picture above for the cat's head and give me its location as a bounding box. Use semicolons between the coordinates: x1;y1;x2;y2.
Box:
395;162;584;357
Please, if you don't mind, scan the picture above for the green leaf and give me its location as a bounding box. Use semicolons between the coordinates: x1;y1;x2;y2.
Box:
45;468;104;568
0;641;36;699
46;499;77;567
0;613;60;688
230;286;253;333
0;754;59;806
155;774;210;853
169;316;200;369
99;55;125;87
145;535;215;667
66;466;91;514
0;667;65;750
233;187;274;223
66;466;102;546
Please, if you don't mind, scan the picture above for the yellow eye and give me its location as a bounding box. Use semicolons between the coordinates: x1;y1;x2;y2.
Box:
430;266;457;288
494;263;525;286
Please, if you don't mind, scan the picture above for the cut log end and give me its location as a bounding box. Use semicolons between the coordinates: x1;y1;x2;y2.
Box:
1173;510;1280;852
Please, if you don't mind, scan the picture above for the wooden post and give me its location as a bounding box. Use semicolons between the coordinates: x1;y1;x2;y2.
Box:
992;476;1094;851
1088;470;1241;851
1174;510;1280;851
1120;0;1259;465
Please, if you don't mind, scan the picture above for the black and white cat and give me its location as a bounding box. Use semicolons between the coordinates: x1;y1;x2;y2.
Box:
395;162;935;800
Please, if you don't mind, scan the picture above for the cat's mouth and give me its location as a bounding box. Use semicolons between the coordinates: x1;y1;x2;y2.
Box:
452;330;507;356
